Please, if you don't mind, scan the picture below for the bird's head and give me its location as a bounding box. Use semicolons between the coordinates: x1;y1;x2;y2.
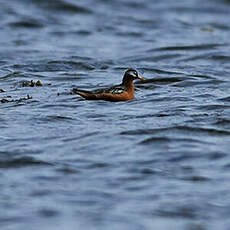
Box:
122;69;145;85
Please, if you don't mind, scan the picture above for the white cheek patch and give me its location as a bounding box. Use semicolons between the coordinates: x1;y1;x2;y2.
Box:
129;72;137;78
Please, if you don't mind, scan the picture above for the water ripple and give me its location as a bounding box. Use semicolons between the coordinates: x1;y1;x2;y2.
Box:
9;19;43;29
1;0;230;229
0;156;52;168
31;0;92;14
121;126;230;136
153;43;225;51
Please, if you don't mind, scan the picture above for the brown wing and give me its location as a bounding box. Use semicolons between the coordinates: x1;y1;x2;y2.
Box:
72;85;130;101
90;84;126;95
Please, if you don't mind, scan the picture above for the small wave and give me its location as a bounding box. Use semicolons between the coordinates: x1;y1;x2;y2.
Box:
40;115;74;122
38;208;60;218
121;126;230;137
120;54;181;63
218;96;230;102
175;126;230;136
31;0;92;14
173;79;225;87
196;104;230;111
211;55;230;62
180;175;210;182
115;31;143;38
12;61;95;72
140;67;185;75
143;77;185;85
153;43;225;52
139;136;207;146
214;118;230;126
139;136;171;145
0;156;52;168
156;204;198;219
48;61;95;70
1;71;25;80
9;20;43;29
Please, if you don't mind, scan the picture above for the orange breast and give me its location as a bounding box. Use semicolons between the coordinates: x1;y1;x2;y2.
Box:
95;91;134;102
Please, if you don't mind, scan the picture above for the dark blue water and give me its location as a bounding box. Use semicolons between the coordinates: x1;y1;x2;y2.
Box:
1;0;230;229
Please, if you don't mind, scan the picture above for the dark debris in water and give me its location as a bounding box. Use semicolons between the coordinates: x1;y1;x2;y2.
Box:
201;27;214;32
22;80;43;87
0;89;5;93
1;94;32;103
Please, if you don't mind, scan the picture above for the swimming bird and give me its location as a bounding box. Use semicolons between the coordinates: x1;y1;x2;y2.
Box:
72;69;145;102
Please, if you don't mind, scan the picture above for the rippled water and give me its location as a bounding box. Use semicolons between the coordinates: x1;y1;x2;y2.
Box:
1;0;230;229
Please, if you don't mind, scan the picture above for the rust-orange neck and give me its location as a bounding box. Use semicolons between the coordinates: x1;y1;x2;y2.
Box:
122;79;134;94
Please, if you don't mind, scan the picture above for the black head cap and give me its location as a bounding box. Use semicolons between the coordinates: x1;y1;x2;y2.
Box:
124;69;139;79
122;69;145;85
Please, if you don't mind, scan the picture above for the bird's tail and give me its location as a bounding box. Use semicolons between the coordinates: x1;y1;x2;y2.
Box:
72;88;86;94
72;88;96;100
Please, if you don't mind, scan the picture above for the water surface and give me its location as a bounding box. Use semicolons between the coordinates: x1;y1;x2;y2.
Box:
1;0;230;229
